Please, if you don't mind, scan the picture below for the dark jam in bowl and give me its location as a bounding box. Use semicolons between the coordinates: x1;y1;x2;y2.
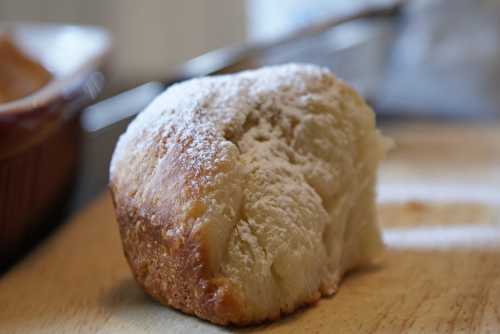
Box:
0;24;110;272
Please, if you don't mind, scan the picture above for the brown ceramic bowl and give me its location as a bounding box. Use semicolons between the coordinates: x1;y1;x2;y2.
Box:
0;23;110;269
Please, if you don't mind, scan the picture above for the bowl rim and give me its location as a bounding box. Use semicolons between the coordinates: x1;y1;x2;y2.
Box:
0;22;112;114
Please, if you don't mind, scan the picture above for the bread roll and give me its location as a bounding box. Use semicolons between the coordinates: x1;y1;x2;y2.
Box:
109;64;386;325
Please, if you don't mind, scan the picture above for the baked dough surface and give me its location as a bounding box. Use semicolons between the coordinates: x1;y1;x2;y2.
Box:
110;64;385;325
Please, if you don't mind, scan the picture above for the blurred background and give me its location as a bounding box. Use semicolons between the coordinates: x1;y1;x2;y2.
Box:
2;0;500;271
0;0;247;91
2;0;500;114
0;0;398;94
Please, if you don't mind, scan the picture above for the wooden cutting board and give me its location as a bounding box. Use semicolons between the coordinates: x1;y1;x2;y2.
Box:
1;122;500;333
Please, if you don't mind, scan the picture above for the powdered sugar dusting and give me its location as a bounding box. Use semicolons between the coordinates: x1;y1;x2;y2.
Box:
110;64;341;196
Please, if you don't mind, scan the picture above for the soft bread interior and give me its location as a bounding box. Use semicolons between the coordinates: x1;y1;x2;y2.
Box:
212;76;385;320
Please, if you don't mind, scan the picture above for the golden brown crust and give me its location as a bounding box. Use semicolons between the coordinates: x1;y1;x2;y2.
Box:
112;183;330;325
112;200;226;324
109;136;246;325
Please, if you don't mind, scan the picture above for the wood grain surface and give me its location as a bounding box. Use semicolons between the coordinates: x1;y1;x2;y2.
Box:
1;122;500;333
